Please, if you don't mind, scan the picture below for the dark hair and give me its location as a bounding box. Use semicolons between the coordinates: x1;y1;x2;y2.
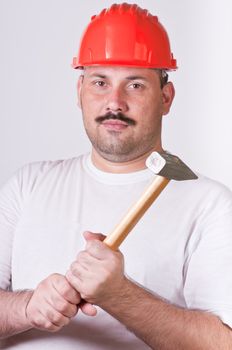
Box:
155;69;169;88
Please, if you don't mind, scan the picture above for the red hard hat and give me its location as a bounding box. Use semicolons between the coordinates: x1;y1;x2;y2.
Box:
72;3;177;70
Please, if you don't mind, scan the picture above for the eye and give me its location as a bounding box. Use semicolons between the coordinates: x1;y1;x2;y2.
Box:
93;80;107;87
128;82;144;90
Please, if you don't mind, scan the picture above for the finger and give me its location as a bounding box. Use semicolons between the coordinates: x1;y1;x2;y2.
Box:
85;239;115;260
80;301;97;317
42;304;70;328
83;231;106;242
30;309;62;332
66;269;83;293
68;261;88;281
47;286;78;318
52;274;81;304
76;250;99;269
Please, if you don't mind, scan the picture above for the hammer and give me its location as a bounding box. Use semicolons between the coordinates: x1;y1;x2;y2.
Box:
103;151;198;250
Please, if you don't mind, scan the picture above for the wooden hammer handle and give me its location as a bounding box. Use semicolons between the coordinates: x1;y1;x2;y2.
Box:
103;176;170;250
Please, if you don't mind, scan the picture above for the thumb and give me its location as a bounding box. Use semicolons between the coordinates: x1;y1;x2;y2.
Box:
80;301;98;317
83;231;106;242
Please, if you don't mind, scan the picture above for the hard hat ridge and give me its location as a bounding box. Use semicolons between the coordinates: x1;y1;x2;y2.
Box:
72;3;177;70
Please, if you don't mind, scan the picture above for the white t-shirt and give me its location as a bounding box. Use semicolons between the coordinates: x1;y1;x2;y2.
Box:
0;153;232;349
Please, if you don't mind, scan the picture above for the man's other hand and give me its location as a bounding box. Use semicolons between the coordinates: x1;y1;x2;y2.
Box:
66;231;126;307
25;273;80;332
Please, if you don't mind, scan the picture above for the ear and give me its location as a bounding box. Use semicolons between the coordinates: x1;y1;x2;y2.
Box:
77;74;84;108
161;82;175;115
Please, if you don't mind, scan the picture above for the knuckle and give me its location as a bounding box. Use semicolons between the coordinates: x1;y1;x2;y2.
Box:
56;299;69;313
49;273;62;284
77;251;88;263
58;283;71;298
52;274;68;290
37;279;48;290
39;273;62;290
69;304;78;317
68;279;82;295
31;316;54;331
50;273;61;279
50;312;63;324
30;316;43;328
66;271;75;285
60;289;70;301
61;286;80;304
69;289;81;304
44;320;58;331
63;316;71;326
69;265;82;281
70;261;78;274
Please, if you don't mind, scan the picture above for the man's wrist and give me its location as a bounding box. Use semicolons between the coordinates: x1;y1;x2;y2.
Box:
14;290;34;330
0;289;34;339
97;276;135;311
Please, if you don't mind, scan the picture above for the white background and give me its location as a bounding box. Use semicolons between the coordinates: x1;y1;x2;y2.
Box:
0;0;231;189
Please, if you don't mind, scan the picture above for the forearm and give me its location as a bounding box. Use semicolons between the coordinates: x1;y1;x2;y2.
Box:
99;278;232;350
0;289;32;339
67;234;232;349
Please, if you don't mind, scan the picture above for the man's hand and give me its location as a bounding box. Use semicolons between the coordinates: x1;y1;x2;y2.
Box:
25;273;81;332
66;231;126;306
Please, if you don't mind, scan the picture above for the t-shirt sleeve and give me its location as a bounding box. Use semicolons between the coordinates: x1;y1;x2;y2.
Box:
0;169;25;289
183;185;232;328
0;162;45;289
0;159;67;290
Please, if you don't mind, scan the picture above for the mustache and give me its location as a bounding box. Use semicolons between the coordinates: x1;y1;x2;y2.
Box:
95;112;136;126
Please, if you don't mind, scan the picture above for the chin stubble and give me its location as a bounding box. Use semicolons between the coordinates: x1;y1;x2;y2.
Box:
83;111;161;162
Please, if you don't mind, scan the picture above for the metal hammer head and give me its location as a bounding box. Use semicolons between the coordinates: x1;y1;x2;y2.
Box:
146;151;198;181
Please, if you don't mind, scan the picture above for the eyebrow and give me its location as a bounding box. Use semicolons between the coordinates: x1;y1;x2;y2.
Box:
125;76;148;81
88;74;107;79
87;73;148;81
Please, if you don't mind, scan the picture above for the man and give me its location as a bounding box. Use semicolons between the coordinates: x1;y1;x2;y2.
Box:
0;3;232;349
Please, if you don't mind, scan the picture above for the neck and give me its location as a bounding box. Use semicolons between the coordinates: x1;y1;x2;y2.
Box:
91;147;164;173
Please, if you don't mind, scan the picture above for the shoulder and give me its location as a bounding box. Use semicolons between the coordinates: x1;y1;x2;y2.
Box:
21;154;84;173
3;154;88;195
169;172;232;222
192;173;231;203
173;171;231;201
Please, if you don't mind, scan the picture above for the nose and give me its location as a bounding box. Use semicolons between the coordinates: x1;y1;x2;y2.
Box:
105;87;129;114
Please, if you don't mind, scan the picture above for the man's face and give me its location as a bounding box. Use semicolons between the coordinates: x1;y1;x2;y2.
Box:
78;66;174;162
